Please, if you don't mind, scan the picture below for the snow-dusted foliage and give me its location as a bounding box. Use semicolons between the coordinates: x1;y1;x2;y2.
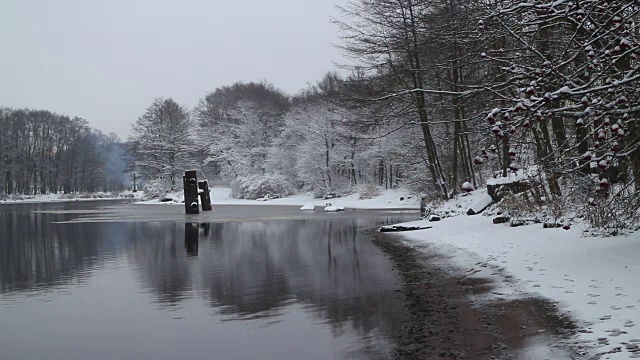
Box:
230;173;295;200
194;82;289;180
192;78;412;199
475;0;640;230
141;177;178;200
284;104;354;191
130;98;196;189
334;0;640;229
358;184;380;200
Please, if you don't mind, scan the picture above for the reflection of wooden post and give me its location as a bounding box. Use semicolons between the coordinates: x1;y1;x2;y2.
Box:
201;223;210;236
184;223;199;256
198;180;212;211
183;170;199;214
132;173;138;192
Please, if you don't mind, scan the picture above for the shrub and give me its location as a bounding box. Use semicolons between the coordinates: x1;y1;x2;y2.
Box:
231;174;295;200
142;178;177;200
358;184;380;200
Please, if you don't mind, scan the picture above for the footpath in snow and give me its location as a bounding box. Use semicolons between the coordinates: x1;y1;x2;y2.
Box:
136;187;421;210
388;190;640;359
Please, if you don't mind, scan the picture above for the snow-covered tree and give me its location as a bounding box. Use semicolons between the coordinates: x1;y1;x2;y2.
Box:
474;0;640;226
130;98;195;188
194;81;290;180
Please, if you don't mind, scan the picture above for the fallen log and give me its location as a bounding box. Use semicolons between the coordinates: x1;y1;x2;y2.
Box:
379;225;432;233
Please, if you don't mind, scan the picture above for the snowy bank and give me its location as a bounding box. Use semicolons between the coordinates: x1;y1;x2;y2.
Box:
136;187;420;210
388;191;640;359
0;191;142;205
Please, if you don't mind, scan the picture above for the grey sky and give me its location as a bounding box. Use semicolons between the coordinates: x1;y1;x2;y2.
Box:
0;0;347;138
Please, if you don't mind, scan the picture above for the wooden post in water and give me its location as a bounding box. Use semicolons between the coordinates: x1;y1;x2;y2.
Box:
198;180;212;211
183;170;199;214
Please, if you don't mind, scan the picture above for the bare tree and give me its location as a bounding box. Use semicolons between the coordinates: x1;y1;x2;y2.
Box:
0;107;127;195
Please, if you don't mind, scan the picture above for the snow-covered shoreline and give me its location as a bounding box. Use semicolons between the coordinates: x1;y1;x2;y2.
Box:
388;191;640;359
0;192;142;205
136;187;421;210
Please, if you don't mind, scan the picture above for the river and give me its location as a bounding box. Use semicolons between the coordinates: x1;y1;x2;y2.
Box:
0;201;418;360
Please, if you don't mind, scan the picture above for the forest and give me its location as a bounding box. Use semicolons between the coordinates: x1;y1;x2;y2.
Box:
3;0;639;230
0;108;128;196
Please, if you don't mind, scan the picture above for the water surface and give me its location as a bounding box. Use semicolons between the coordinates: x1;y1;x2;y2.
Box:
0;201;418;360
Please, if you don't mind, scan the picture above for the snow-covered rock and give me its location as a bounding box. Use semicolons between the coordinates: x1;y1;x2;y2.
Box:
467;194;493;215
324;205;345;212
461;182;474;192
300;203;315;211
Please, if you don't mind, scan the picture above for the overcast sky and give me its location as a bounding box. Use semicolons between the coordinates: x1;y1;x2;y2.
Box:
0;0;348;138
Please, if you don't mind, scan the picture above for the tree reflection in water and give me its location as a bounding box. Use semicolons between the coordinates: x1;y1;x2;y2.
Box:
1;202;414;358
131;218;408;339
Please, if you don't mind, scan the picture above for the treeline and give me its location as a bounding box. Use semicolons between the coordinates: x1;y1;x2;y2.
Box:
0;108;128;195
130;78;413;199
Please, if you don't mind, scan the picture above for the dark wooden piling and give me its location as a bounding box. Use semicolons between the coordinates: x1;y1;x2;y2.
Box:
183;170;199;214
198;180;212;211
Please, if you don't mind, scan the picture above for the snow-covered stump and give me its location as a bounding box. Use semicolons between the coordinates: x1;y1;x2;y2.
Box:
198;180;212;211
183;170;199;214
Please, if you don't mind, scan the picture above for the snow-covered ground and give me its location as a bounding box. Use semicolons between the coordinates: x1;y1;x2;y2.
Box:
0;191;143;204
136;187;420;210
389;190;640;359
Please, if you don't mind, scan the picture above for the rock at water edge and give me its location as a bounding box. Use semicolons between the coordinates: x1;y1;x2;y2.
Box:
300;203;315;211
325;205;345;212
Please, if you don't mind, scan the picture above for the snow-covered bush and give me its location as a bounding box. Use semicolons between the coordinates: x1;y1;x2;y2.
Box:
231;174;295;200
583;188;640;236
498;192;548;222
310;187;352;199
358;184;380;200
56;192;119;200
0;194;26;201
142;178;179;200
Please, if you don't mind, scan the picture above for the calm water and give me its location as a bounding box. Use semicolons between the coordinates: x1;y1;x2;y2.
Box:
0;201;418;360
